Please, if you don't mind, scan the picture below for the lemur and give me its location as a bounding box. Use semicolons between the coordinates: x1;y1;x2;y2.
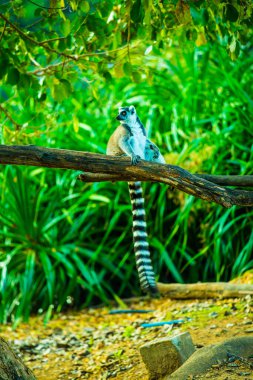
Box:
106;105;165;295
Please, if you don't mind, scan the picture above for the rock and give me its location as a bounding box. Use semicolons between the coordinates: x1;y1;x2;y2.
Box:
167;336;253;380
139;332;195;379
0;337;36;380
245;329;253;333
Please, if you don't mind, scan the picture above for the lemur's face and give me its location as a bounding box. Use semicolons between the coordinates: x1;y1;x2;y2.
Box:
116;105;136;123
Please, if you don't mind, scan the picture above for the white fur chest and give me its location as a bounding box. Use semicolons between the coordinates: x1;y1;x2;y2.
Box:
129;123;146;159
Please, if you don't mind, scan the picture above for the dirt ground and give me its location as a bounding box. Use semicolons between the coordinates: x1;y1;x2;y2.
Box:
0;289;252;380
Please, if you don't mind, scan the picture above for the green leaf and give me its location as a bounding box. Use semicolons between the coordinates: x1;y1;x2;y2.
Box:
60;78;72;94
145;45;153;55
61;19;71;36
7;68;20;85
52;79;72;102
228;39;240;61
186;29;198;41
80;1;90;13
229;37;237;54
0;58;8;79
188;0;205;8
190;7;209;26
223;4;239;22
131;0;143;23
103;71;112;81
132;71;142;83
19;74;31;89
123;62;132;76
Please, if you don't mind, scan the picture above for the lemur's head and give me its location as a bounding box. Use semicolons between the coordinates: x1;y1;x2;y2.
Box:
116;105;136;123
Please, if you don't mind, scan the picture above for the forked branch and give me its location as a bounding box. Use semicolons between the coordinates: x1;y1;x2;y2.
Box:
0;144;253;207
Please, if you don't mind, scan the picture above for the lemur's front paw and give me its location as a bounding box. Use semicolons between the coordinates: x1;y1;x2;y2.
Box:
131;154;141;165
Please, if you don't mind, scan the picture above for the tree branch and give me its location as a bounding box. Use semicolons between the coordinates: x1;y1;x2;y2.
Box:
0;13;133;68
27;60;72;76
0;144;253;207
195;174;253;187
0;105;22;130
27;0;68;10
0;19;6;43
0;13;77;60
78;172;253;187
157;282;253;299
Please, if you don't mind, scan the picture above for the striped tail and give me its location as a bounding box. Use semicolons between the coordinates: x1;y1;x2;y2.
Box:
128;181;159;296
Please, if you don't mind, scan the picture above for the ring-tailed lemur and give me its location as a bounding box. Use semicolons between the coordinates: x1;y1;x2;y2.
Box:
106;105;165;295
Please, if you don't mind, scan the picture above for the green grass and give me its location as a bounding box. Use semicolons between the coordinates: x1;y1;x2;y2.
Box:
0;42;253;322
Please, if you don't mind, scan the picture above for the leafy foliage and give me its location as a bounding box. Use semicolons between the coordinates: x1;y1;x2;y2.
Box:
0;1;253;322
0;0;253;132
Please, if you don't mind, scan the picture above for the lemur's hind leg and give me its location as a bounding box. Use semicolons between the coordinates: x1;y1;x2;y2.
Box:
145;139;165;164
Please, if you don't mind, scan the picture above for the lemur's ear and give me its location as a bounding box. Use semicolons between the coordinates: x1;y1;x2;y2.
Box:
129;105;136;114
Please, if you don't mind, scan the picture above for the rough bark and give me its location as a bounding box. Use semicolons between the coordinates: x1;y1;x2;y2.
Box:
0;144;253;207
168;336;253;380
0;337;36;380
195;174;253;187
157;282;253;299
79;172;253;187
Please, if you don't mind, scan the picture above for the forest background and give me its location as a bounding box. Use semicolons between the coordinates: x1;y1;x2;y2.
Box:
0;0;253;323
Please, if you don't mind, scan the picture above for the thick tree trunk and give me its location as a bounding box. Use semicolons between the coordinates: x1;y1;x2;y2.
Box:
0;337;36;380
157;282;253;299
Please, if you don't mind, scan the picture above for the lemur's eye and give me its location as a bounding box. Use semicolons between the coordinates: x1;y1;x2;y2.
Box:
121;111;127;116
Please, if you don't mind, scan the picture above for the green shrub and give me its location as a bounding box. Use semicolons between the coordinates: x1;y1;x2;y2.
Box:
1;42;253;322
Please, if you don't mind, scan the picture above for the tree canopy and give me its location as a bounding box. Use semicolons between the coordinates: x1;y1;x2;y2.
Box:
1;0;253;136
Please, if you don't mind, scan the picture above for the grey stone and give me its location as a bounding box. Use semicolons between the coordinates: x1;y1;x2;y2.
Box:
167;336;253;380
139;332;195;380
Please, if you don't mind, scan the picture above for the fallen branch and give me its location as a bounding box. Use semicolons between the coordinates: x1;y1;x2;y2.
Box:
0;144;253;207
157;282;253;299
